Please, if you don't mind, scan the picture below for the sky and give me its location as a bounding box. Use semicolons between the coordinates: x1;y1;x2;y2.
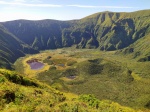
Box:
0;0;150;22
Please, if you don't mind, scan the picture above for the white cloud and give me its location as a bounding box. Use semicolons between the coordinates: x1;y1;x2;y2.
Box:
13;0;26;3
67;5;137;9
30;0;42;3
0;1;62;7
0;1;137;9
68;5;98;8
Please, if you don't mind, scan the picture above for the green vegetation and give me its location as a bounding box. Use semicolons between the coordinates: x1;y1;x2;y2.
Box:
43;58;53;65
66;60;77;66
0;10;150;111
29;49;150;111
0;69;141;112
0;69;39;87
0;24;38;69
1;10;150;68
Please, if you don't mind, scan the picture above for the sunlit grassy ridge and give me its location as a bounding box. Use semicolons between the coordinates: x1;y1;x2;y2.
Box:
0;69;141;112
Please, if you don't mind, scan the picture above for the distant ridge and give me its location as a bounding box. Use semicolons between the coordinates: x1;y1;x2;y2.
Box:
0;9;150;68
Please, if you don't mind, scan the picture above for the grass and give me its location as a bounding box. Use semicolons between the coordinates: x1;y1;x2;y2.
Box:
0;69;141;112
14;48;150;111
131;72;141;81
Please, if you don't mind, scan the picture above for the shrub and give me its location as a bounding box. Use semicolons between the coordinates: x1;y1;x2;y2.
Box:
3;90;15;103
66;60;77;66
0;76;5;83
47;56;52;59
0;69;39;87
49;66;56;70
78;61;103;75
79;94;100;108
43;59;53;65
62;68;77;77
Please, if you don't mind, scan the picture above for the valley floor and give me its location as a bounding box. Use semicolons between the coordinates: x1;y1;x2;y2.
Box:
14;48;150;111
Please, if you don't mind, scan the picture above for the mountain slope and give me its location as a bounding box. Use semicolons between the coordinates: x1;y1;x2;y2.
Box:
2;10;150;51
117;33;150;61
0;10;150;69
1;20;74;50
0;24;38;69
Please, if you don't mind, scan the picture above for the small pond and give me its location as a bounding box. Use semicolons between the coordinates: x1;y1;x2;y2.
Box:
57;64;65;67
66;75;76;79
29;62;44;70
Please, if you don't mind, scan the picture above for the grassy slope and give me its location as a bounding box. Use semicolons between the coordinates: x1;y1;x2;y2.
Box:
0;69;139;112
118;33;150;61
81;10;150;50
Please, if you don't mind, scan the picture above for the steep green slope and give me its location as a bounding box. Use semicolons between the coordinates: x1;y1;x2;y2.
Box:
2;10;150;51
1;19;75;50
0;24;38;69
75;10;150;50
0;24;24;68
117;33;150;61
0;69;141;112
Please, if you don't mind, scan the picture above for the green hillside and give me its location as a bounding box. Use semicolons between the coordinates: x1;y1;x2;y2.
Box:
0;24;38;69
2;10;150;51
0;69;142;112
117;33;150;61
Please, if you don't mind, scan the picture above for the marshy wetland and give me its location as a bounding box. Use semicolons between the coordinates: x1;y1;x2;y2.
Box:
14;48;150;110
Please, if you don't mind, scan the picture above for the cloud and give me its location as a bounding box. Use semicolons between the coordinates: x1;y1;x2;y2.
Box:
30;0;42;3
67;5;137;9
67;5;98;8
13;0;26;3
0;1;137;9
0;1;62;7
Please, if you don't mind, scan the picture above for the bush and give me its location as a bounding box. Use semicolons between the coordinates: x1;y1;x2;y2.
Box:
0;76;5;83
66;60;77;66
138;56;150;62
3;90;15;103
78;61;103;75
43;59;53;65
79;94;100;109
47;56;52;59
49;66;56;70
62;68;77;77
0;69;39;87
